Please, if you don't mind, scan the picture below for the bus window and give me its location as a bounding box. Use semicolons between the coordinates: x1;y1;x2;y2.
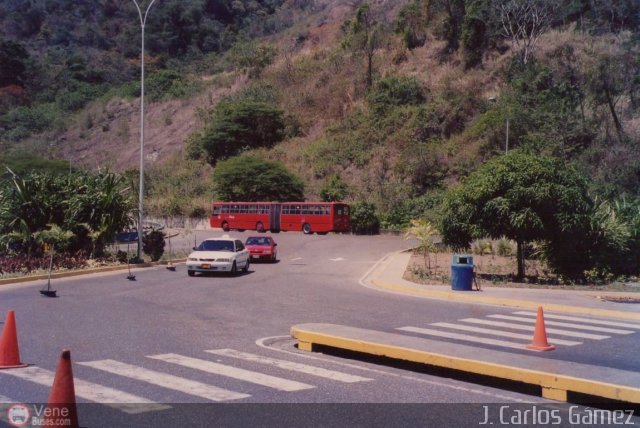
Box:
213;206;221;215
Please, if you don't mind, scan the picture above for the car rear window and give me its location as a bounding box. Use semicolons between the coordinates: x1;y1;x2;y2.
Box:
198;240;234;251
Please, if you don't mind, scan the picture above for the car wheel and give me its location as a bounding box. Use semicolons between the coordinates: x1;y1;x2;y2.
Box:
243;258;250;273
271;253;277;263
302;223;312;234
256;222;265;233
230;261;237;276
188;270;195;277
222;222;230;232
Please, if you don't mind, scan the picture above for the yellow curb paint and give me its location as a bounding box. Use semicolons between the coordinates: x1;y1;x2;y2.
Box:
370;278;640;322
291;326;640;404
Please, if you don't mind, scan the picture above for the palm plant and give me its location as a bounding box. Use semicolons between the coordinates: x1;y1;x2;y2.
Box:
404;219;439;273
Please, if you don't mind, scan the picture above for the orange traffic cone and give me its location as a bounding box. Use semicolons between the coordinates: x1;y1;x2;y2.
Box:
0;310;28;369
45;349;79;428
527;306;556;351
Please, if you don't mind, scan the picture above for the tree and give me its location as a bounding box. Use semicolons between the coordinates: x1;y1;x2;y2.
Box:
212;155;304;202
461;0;493;69
395;0;428;50
190;101;286;164
342;4;383;88
440;151;592;280
497;0;556;65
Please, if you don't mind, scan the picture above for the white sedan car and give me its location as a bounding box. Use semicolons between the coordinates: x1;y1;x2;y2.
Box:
186;236;250;276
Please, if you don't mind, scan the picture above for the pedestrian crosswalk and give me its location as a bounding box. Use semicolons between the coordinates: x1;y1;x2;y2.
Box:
398;310;640;351
1;313;637;413
0;348;372;413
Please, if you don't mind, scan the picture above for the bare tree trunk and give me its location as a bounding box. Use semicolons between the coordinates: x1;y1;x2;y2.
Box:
605;87;625;142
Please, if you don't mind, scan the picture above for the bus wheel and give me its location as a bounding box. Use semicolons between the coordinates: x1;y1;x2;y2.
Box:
256;222;265;233
222;222;230;231
302;223;312;234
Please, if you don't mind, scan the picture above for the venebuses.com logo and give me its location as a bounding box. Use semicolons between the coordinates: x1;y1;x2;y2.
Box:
6;404;30;427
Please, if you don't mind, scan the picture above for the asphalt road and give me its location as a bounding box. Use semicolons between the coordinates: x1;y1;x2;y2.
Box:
1;232;639;427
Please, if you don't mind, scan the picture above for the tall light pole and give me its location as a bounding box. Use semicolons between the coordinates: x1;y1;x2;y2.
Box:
131;0;157;261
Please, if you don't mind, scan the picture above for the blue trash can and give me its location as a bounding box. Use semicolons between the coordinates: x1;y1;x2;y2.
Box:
451;254;474;291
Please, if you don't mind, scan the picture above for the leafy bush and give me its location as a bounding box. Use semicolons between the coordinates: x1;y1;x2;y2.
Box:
212;155;304;202
319;174;348;202
379;192;444;230
0;170;133;257
190;101;287;164
367;76;425;115
0;104;60;141
57;82;107;111
143;230;165;262
350;201;380;235
145;70;200;102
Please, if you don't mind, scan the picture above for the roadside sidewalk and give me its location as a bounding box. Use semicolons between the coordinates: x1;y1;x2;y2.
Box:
362;250;640;321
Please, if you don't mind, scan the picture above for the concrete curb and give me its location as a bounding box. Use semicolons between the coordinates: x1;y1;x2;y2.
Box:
0;259;187;286
291;323;640;404
361;250;640;321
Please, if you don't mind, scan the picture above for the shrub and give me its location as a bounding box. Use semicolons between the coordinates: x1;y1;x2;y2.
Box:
367;76;425;115
142;230;165;262
212;155;304;202
319;174;348;202
195;101;287;164
350;201;380;235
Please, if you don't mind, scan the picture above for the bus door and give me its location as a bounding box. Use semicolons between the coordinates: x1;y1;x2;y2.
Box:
270;204;281;232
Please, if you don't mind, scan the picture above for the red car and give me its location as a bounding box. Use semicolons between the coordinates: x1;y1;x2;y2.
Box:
245;236;278;262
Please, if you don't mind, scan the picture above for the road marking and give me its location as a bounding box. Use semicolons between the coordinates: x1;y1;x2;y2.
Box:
461;318;610;339
148;353;314;392
329;257;345;262
512;312;640;329
430;322;581;346
0;366;169;414
205;349;372;383
397;326;534;350
291;257;303;261
78;360;249;402
487;315;634;334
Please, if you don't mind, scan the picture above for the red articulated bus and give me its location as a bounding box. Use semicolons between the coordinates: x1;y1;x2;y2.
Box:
209;201;351;234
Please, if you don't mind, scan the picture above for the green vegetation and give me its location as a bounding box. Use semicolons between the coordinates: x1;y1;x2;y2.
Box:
350;201;380;235
439;151;640;281
319;174;349;202
1;1;640;282
188;100;287;164
0;169;133;258
212;155;304;202
143;230;165;262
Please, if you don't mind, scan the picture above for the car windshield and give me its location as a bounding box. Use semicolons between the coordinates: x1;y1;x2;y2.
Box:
197;240;234;251
246;237;269;245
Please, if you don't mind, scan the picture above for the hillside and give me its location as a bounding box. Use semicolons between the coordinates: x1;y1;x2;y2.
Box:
1;0;640;226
